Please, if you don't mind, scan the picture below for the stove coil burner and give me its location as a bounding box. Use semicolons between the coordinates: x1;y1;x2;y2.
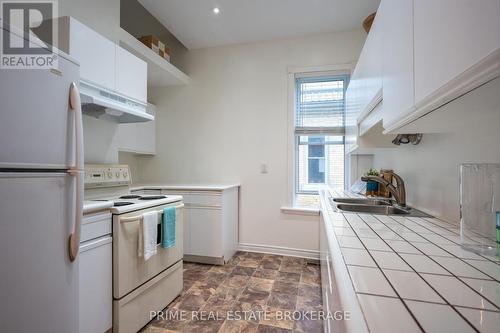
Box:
119;195;142;199
114;201;134;207
139;195;167;200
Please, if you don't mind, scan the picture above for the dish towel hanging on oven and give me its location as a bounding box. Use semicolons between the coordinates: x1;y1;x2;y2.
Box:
138;210;158;260
161;206;176;248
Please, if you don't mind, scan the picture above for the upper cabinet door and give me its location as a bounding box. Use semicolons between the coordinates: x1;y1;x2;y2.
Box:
381;0;414;129
345;6;383;152
345;66;362;153
358;9;383;116
414;0;500;104
115;46;148;103
68;18;116;90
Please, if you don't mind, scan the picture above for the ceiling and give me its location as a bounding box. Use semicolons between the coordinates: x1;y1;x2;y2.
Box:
138;0;380;50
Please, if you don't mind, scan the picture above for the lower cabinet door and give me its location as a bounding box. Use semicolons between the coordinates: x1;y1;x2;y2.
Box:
183;206;191;256
187;206;223;257
79;236;113;333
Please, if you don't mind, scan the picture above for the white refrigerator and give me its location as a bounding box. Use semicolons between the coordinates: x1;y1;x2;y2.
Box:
0;28;83;332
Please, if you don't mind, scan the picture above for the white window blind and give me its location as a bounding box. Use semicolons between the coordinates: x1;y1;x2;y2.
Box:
293;74;347;203
294;75;348;135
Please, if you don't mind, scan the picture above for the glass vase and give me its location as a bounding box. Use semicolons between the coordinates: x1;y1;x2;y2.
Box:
460;164;500;257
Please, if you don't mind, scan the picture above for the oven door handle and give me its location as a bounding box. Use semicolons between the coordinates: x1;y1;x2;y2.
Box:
119;204;184;223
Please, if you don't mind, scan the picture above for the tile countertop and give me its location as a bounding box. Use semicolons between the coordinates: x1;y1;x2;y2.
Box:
319;188;500;333
130;183;240;191
83;200;113;214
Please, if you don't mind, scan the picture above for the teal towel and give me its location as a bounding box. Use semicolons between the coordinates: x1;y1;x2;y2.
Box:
161;206;176;248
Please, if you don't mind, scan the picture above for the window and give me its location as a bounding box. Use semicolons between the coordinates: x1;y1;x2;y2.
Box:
308;136;325;183
294;74;347;207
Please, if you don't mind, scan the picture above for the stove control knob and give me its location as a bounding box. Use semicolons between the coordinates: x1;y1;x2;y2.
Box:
115;171;120;178
123;171;128;178
107;171;113;179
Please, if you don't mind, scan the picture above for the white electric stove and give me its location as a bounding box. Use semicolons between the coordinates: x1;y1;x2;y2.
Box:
84;164;183;213
84;164;184;333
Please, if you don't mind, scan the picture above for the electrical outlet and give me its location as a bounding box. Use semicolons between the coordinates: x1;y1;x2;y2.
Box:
260;163;268;174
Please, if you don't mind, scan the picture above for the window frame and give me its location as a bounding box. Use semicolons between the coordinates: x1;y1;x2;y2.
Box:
286;65;352;206
295;135;346;195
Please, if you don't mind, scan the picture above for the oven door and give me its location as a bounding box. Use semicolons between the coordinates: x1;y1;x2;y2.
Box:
113;201;183;299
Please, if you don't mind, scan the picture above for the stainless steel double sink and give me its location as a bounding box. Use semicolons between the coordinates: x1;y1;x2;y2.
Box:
331;197;432;217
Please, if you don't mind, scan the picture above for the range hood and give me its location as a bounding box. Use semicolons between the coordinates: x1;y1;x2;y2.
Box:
79;81;153;123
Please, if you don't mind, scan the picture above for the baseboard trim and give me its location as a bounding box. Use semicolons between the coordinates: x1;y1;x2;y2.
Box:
184;254;225;266
238;242;320;260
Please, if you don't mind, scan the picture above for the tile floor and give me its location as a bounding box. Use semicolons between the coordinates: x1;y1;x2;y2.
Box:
141;252;323;333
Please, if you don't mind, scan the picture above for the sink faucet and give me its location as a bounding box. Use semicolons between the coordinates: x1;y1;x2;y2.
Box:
361;171;406;208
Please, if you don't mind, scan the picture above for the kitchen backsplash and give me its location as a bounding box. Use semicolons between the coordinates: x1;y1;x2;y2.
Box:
373;77;500;222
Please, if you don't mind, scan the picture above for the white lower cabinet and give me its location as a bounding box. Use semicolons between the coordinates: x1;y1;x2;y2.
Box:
320;210;365;333
319;212;336;333
187;206;223;257
160;187;239;265
79;212;112;333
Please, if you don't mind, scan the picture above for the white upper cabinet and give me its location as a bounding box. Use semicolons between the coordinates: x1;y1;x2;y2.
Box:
380;0;500;132
381;0;414;129
117;104;156;155
356;9;383;119
115;46;147;103
37;17;148;104
345;6;383;153
345;66;361;153
413;0;500;103
58;17;116;90
348;7;383;118
134;105;156;154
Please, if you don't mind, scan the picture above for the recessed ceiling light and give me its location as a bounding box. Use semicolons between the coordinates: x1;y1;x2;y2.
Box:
213;7;220;14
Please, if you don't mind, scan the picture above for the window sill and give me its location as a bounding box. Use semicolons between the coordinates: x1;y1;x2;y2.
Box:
280;206;320;216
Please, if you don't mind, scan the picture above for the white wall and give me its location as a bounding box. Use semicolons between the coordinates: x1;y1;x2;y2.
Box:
83;115;121;164
348;154;374;186
119;151;143;183
120;0;188;71
59;0;120;41
134;30;366;255
373;77;500;223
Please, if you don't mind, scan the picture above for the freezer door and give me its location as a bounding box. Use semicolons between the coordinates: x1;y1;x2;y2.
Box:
0;55;79;169
0;173;78;333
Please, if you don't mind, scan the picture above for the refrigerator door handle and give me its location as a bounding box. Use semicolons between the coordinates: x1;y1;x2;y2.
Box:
68;82;84;262
69;82;84;171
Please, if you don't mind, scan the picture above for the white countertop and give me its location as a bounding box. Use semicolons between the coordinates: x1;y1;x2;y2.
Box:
320;188;500;333
83;200;113;214
130;182;240;191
